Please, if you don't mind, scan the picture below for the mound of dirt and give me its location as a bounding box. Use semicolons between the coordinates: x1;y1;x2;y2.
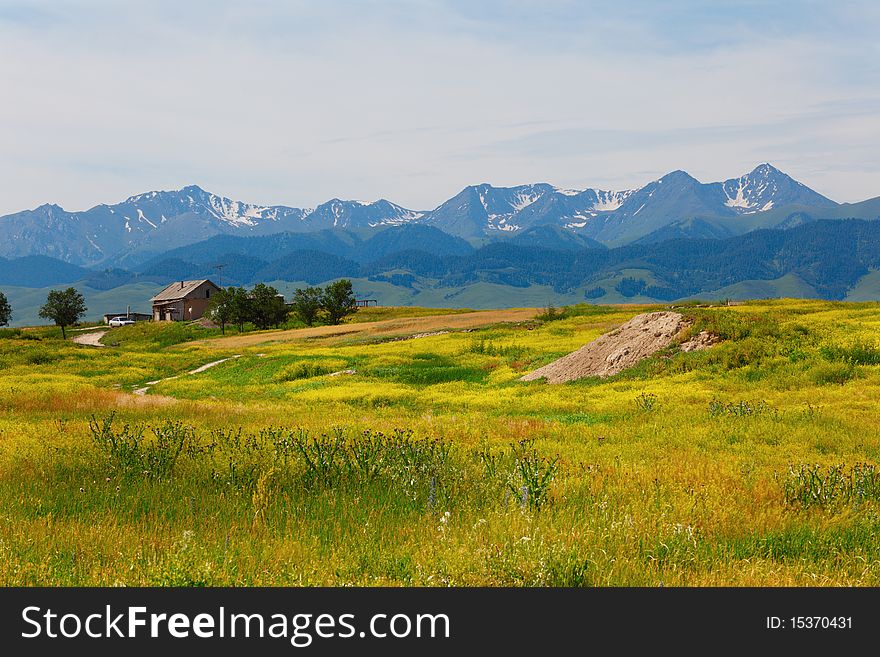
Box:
521;311;691;383
680;330;721;352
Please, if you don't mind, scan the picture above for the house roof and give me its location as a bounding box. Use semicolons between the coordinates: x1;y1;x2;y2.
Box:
151;279;218;303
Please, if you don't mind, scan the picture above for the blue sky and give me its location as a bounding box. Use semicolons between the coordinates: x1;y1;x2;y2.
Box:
0;0;878;213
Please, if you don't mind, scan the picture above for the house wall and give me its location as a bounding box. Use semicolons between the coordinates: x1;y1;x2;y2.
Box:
153;301;185;321
183;281;218;320
182;297;212;320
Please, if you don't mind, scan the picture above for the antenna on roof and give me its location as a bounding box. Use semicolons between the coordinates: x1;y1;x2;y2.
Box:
213;263;226;288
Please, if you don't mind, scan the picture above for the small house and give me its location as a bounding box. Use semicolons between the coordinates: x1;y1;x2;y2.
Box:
151;279;221;322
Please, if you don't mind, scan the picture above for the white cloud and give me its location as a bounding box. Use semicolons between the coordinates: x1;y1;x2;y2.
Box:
0;0;878;214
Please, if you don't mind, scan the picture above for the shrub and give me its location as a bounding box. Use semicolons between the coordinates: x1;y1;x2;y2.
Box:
273;359;348;382
536;304;563;322
682;310;781;342
784;463;880;508
467;339;527;359
811;362;858;385
89;413;190;480
83;416;564;514
634;392;658;412
370;353;487;385
24;349;58;365
708;399;774;418
507;439;559;510
820;343;880;366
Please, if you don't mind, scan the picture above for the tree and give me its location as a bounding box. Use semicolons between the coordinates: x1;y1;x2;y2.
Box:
321;279;358;325
207;287;235;335
291;286;323;326
227;287;252;333
0;291;11;327
38;287;86;339
249;283;288;329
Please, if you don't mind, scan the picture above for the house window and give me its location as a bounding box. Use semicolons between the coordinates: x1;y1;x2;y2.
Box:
206;289;211;298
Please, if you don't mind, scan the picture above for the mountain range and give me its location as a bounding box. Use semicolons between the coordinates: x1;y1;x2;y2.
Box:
2;164;880;326
3;164;876;268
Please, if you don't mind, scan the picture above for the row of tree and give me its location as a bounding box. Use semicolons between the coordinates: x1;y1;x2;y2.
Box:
207;279;359;334
208;283;288;333
289;280;358;327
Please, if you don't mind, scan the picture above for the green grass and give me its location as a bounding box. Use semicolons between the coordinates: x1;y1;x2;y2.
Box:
3;299;880;585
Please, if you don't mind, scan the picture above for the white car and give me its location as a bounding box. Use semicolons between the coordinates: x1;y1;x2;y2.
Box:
108;317;136;327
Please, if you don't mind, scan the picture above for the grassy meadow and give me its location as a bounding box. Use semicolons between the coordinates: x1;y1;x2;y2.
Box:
2;299;880;586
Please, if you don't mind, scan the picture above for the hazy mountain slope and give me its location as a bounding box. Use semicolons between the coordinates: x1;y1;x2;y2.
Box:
0;255;91;287
134;229;363;270
509;225;607;251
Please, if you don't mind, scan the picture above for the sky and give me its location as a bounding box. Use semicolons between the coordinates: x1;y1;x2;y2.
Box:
1;0;878;215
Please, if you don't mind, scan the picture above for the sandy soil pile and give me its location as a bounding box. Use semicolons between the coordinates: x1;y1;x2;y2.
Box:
522;311;695;383
680;330;721;352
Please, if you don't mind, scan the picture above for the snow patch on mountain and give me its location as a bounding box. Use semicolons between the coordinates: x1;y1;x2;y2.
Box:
511;190;543;211
136;209;156;228
723;179;755;209
592;189;636;212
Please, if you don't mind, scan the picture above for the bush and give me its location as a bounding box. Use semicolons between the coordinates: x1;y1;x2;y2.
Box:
24;349;58;365
820;343;880;366
784;463;880;508
507;439;559;510
634;392;658;412
708;399;774;417
682;310;781;342
536;304;563;322
83;416;564;514
89;413;190;480
811;362;858;385
273;359;348;381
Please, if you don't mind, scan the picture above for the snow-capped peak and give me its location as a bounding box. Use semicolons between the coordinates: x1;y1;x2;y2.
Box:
721;167;782;213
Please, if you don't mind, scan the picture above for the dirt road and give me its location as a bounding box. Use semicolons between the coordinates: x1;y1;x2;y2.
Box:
72;330;108;346
202;308;541;348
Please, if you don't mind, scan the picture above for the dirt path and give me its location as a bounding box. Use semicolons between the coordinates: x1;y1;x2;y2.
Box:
188;356;241;374
202;308;540;348
133;355;241;395
72;330;108;346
